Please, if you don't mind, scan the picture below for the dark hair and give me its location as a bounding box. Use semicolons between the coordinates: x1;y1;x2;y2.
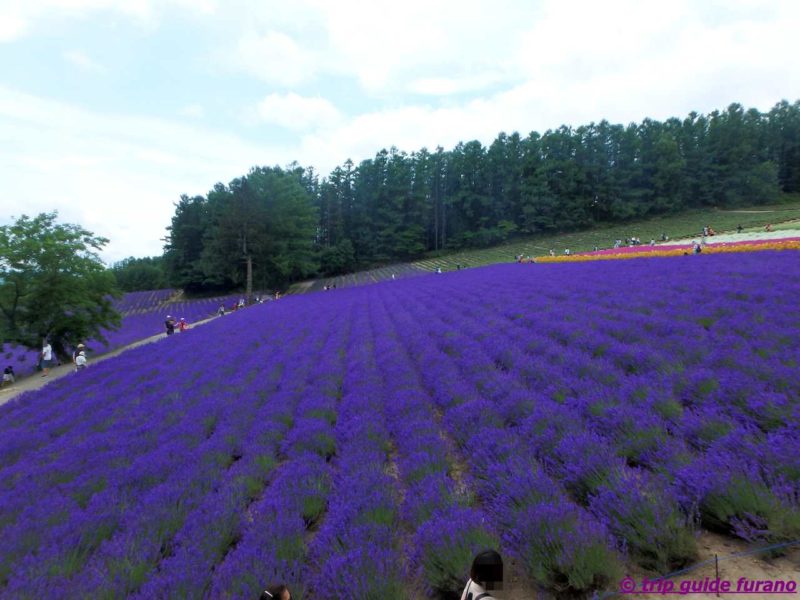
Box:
260;584;289;599
470;549;503;586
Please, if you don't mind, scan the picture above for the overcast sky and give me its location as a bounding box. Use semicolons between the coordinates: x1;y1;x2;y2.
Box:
1;0;798;264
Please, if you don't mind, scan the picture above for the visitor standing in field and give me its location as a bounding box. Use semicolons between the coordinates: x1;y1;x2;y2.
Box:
2;365;14;387
40;339;53;377
75;351;87;371
218;304;225;316
178;318;188;332
737;224;743;233
165;315;176;336
460;550;503;600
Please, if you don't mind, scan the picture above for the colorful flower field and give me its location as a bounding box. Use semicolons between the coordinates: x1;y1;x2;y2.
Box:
1;252;798;598
532;237;800;263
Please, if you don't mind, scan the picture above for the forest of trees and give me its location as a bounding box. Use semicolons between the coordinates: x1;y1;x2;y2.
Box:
158;100;799;292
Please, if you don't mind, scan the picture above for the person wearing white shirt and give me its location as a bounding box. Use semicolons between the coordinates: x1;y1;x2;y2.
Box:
75;351;87;371
40;339;53;377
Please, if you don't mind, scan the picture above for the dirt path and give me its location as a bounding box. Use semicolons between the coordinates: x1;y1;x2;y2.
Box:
286;280;315;295
621;532;800;600
0;314;221;407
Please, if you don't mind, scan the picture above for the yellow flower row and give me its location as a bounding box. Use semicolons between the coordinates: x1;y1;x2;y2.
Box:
530;240;800;263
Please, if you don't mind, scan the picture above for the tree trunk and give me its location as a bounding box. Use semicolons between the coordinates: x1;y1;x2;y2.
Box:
433;188;438;251
245;255;253;305
441;199;447;249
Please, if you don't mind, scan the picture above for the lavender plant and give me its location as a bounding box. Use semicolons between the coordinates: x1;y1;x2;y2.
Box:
0;251;797;598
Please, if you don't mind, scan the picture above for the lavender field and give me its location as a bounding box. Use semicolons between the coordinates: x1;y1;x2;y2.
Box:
94;290;247;354
1;252;798;599
2;291;241;375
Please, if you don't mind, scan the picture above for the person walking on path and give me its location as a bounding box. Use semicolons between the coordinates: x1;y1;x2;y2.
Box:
2;365;15;388
217;304;225;316
165;315;176;336
75;351;87;371
178;318;188;332
40;339;53;377
72;343;85;365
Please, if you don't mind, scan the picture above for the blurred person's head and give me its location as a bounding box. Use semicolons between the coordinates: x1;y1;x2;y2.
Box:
260;584;290;600
470;549;503;590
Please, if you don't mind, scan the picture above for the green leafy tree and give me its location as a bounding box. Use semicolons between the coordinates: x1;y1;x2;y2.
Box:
201;166;318;294
111;256;168;292
319;239;356;275
768;100;800;193
163;99;795;274
0;212;121;361
164;195;210;292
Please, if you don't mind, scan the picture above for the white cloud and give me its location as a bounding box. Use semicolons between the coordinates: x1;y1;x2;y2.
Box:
256;93;341;130
63;50;105;73
3;0;800;263
0;9;27;42
408;74;503;97
179;104;205;119
307;0;530;94
0;86;282;263
0;0;217;42
214;0;529;94
230;31;316;87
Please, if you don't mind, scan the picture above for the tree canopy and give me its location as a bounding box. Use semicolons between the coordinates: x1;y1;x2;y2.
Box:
111;256;168;292
165;166;317;294
0;212;121;360
166;99;800;291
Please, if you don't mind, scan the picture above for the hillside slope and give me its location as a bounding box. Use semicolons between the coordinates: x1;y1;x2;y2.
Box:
288;199;800;293
1;253;799;598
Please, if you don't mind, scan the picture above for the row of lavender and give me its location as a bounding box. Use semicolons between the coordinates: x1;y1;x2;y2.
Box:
0;251;798;598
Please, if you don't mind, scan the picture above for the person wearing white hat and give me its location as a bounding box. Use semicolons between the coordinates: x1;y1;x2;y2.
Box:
72;343;86;365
